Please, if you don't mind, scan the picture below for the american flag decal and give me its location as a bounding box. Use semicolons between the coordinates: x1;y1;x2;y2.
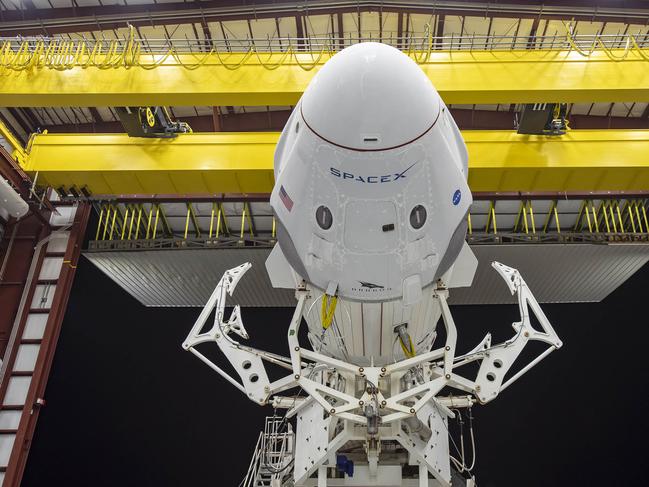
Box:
279;185;294;212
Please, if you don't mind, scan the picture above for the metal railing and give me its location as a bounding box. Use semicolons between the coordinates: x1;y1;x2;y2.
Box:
87;198;649;250
2;32;649;53
1;29;648;71
91;201;274;245
468;198;649;237
241;416;294;487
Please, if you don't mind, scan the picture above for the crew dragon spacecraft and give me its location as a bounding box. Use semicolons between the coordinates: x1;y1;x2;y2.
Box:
183;43;562;486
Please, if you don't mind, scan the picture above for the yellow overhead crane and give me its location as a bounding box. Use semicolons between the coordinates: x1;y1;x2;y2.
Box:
20;129;649;195
0;48;648;106
3;31;649;195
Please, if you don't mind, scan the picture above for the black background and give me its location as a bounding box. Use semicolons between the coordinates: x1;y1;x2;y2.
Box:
22;257;649;486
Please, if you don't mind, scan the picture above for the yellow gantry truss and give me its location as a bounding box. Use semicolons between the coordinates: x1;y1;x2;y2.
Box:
21;129;649;194
1;49;649;106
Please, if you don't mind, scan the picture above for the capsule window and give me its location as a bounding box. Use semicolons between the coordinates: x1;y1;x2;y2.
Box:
409;205;427;229
316;205;333;230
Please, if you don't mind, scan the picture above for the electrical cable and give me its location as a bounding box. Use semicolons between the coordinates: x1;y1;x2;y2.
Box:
431;400;470;477
3;29;646;72
447;406;477;476
465;407;477;471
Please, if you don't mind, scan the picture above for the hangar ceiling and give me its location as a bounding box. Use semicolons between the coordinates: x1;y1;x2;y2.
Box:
1;0;649;142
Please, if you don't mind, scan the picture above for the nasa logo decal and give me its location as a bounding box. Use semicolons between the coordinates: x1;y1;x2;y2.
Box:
452;189;461;206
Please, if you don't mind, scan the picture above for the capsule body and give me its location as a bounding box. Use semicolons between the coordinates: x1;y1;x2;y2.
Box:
270;42;471;308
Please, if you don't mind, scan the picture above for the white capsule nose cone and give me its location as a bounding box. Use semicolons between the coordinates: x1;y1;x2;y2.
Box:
301;42;441;151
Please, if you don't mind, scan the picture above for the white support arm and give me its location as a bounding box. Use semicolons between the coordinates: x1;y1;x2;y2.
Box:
183;263;298;404
470;262;563;403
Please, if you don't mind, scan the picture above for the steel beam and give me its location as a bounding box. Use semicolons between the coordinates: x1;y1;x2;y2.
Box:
1;0;648;37
20;129;649;194
35;110;649;134
0;118;27;163
1;50;649;107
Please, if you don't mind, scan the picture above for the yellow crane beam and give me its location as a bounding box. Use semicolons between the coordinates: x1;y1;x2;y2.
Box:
1;49;649;106
0;118;27;163
21;129;649;195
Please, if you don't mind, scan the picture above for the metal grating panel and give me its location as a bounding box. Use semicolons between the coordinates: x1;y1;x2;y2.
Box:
84;244;649;307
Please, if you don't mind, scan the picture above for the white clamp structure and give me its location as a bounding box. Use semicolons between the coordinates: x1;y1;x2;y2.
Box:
184;261;562;486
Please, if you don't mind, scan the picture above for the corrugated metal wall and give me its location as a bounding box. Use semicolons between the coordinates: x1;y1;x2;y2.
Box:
84;244;649;307
84;248;295;307
453;244;649;304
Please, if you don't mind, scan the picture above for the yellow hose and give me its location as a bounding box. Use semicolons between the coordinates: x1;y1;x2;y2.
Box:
321;294;338;330
399;335;416;358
